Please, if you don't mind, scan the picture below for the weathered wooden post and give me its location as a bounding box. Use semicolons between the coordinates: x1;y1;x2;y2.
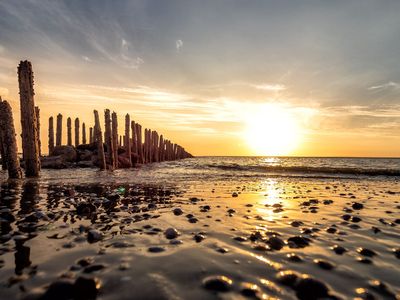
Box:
48;116;54;155
159;135;164;161
0;100;22;179
104;109;114;169
82;122;86;144
0;97;8;171
67;117;72;146
56;113;62;146
74;118;80;147
112;112;119;168
89;127;93;144
35;106;41;157
124;114;132;167
94;110;106;170
18;60;40;177
135;123;143;164
131;120;136;155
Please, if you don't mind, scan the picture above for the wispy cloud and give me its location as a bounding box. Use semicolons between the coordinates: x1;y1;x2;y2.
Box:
176;39;183;52
254;84;286;91
368;81;400;91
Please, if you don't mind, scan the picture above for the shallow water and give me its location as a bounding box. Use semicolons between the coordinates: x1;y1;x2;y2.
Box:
0;158;399;299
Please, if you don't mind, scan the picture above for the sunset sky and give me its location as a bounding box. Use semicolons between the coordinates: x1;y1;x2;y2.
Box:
0;0;399;157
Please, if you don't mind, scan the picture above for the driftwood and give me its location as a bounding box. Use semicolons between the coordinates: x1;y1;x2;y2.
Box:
18;60;40;177
94;110;106;170
0;100;22;179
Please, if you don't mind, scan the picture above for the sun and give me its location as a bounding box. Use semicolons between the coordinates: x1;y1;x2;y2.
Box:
244;104;301;156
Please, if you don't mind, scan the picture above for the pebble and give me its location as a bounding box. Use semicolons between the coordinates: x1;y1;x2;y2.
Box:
87;230;103;243
73;276;99;299
313;259;335;270
286;253;302;262
331;245;347;255
164;228;180;239
173;208;183;216
294;275;330;300
233;236;247;242
357;247;377;257
83;264;106;273
267;236;285;250
352;202;364;210
392;248;400;259
368;280;396;298
202;275;233;292
194;234;206;243
287;236;310;248
148;246;165;253
276;270;299;287
240;282;264;299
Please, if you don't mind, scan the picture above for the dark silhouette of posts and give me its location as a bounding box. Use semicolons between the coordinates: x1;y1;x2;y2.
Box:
74;118;80;147
111;112;119;168
82;122;86;144
94;110;106;170
18;60;40;177
131;120;136;156
56;113;62;146
135;123;143;164
104;109;114;169
67;117;72;146
35;106;41;157
48;116;54;155
124;114;132;167
0;100;22;179
0;135;6;170
159;135;164;161
89;127;93;144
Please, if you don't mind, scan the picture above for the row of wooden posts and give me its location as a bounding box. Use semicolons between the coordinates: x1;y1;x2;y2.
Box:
48;110;192;169
0;60;192;179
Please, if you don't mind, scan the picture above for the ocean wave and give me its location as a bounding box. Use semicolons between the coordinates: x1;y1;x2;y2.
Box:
202;163;400;177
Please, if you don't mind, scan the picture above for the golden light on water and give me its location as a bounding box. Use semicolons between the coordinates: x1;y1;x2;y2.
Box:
244;104;301;156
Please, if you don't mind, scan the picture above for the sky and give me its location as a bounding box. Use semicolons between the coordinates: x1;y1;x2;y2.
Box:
0;0;399;157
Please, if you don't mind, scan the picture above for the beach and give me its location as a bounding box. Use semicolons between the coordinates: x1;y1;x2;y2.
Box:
0;157;399;299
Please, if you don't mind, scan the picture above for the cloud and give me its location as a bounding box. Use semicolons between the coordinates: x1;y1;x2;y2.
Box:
254;84;286;91
176;39;183;51
82;56;92;62
368;81;400;91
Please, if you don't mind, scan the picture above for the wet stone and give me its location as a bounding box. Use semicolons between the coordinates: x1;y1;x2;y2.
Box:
352;202;364;210
173;208;183;216
194;234;206;243
294;276;330;300
287;253;303;262
42;279;75;300
368;280;396;298
73;276;99;300
267;236;285;250
148;246;165;253
164;228;180;239
331;245;347;255
357;248;377;257
83;264;106;273
357;257;373;264
233;236;247;242
276;270;299;287
240;282;264;299
392;248;400;259
314;259;335;270
202;275;233;292
287;236;310;248
87;230;103;243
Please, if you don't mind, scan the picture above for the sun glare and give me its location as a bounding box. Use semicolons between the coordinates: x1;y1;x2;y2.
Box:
244;104;301;156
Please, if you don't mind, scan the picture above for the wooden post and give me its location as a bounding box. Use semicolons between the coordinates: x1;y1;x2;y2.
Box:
104;109;114;169
67;117;72;146
111;112;119;168
131;120;136;155
89;127;93;144
94;110;106;170
119;135;122;147
159;135;164;161
136;123;143;164
48;116;54;155
0;100;22;179
74;118;80;147
56;113;62;146
124;114;132;167
18;60;40;177
0;97;7;171
82;122;86;144
35;106;41;157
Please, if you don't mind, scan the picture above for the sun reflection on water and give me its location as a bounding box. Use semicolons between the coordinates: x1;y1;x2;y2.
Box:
256;179;283;221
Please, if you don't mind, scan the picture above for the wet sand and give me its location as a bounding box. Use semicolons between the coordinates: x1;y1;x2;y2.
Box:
0;169;399;299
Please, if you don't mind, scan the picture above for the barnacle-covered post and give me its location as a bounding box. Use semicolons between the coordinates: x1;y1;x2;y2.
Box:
94;110;106;170
0;100;22;179
18;60;40;177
